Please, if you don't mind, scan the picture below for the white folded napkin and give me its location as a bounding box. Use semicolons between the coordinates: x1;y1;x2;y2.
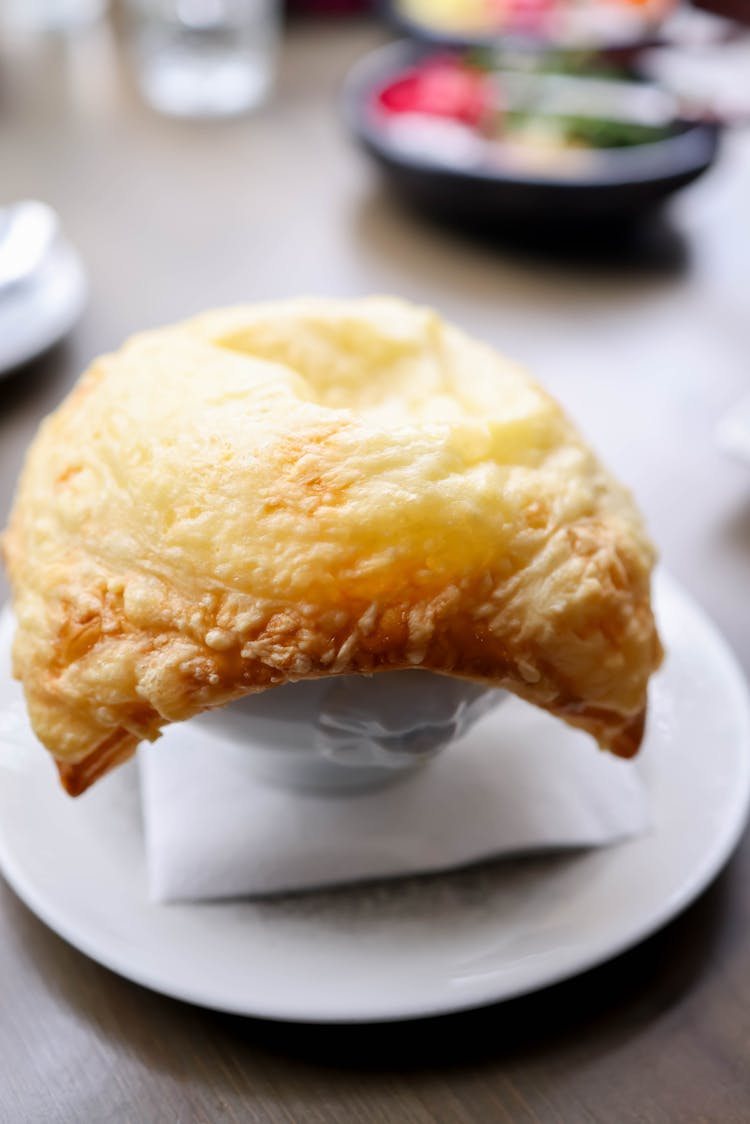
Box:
140;687;650;902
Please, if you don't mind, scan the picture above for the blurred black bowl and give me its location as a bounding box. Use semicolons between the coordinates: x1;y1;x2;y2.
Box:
341;41;721;232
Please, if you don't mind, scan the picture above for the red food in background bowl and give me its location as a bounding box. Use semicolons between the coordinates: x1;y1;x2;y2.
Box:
376;57;496;127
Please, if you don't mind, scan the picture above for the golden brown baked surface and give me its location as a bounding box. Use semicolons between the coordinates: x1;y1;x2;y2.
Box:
2;297;662;794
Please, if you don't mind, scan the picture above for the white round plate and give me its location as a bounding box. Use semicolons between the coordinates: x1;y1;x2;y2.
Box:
0;573;748;1023
0;237;87;378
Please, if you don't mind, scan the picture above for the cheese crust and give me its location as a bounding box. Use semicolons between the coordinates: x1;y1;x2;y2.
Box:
2;297;662;794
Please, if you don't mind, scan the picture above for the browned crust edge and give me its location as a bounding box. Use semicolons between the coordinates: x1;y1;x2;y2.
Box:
56;728;139;797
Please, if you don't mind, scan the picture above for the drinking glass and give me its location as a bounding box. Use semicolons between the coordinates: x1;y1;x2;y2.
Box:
127;0;280;118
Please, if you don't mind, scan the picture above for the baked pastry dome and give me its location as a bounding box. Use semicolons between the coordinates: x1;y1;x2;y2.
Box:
2;297;662;794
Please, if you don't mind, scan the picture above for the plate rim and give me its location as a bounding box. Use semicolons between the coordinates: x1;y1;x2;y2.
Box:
1;572;749;1024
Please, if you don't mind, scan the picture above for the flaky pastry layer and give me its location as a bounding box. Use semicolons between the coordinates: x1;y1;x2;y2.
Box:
2;297;662;794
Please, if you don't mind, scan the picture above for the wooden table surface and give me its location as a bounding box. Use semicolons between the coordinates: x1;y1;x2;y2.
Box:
1;19;750;1123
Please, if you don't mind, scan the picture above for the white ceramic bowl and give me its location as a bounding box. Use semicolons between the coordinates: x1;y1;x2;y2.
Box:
192;670;505;793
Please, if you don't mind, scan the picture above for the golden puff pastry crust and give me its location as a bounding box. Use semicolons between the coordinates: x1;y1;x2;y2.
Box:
3;297;662;794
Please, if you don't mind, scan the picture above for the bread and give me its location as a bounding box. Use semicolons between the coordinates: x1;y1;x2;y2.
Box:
2;297;662;794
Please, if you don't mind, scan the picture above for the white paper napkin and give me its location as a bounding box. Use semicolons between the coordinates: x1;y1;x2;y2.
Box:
140;692;650;902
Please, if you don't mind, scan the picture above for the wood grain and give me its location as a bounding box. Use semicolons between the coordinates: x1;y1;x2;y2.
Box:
1;18;750;1124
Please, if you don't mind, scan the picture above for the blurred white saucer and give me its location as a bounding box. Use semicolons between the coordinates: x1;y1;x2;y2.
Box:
0;234;87;379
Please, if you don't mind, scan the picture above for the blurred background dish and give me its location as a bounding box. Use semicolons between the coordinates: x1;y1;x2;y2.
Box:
0;204;87;380
0;202;59;292
342;41;720;230
384;0;677;51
